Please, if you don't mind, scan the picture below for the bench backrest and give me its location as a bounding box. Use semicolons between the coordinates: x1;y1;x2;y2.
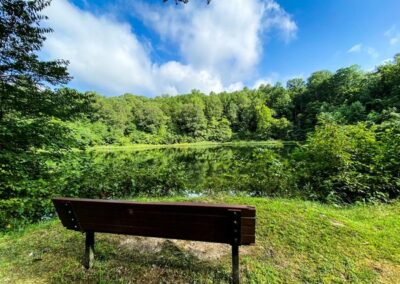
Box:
52;197;256;245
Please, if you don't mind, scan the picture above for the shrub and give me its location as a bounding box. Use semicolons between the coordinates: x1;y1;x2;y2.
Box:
293;120;398;203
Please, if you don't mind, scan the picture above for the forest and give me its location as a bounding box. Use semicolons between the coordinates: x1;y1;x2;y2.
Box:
65;60;400;146
1;0;400;230
1;1;400;283
2;55;400;228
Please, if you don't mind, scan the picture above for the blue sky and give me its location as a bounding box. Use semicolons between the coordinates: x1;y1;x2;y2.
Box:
41;0;400;96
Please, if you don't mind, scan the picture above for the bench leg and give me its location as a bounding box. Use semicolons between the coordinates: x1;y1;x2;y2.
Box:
84;231;95;269
232;244;239;284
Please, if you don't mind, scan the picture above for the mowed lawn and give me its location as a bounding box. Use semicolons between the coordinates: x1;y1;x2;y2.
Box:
1;197;399;283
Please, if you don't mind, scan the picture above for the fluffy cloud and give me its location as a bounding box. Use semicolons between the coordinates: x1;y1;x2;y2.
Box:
153;61;224;95
347;44;362;53
347;44;378;58
225;82;245;92
252;74;279;89
42;0;154;95
263;1;298;42
42;0;297;96
134;0;297;83
385;26;400;46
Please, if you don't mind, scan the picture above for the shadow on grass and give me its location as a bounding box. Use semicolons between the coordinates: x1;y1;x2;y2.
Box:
0;223;232;283
51;234;231;283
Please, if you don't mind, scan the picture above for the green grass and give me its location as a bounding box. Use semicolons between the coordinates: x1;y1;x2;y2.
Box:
89;140;297;152
1;197;399;283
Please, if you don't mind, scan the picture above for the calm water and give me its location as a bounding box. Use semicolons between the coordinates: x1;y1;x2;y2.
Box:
57;144;297;199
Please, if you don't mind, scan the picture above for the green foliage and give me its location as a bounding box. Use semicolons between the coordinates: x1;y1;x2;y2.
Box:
293;120;399;203
0;1;95;230
2;0;400;231
0;144;295;229
0;0;70;87
378;111;400;197
206;118;232;141
133;102;168;133
175;103;208;137
204;93;223;120
256;105;275;135
71;55;400;144
255;105;291;139
66;55;400;144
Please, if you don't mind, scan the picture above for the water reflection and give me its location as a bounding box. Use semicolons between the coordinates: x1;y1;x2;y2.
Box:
58;145;297;199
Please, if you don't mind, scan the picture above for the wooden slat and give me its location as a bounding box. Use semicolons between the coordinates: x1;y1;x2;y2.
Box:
240;225;255;235
78;214;230;229
83;223;231;244
53;201;81;230
53;197;255;210
52;197;256;245
241;234;256;245
241;217;255;227
54;197;256;217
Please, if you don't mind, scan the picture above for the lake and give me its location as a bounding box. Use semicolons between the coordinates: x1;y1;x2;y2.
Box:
57;143;297;199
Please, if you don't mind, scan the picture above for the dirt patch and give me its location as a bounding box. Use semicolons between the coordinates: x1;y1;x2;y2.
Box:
368;260;400;284
119;236;252;261
330;219;345;227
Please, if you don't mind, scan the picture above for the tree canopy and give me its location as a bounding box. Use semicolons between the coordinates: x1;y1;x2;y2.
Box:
0;0;95;228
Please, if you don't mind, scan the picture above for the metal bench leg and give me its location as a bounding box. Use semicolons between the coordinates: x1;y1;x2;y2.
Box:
84;231;95;269
232;244;239;284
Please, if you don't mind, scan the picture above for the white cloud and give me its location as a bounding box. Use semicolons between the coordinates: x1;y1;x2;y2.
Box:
252;71;283;89
42;0;155;95
253;79;272;89
385;26;400;46
133;0;297;84
42;0;297;96
348;44;362;53
251;72;303;89
263;1;298;42
381;58;393;65
253;77;277;89
153;61;225;95
366;47;379;59
347;43;379;58
226;82;245;92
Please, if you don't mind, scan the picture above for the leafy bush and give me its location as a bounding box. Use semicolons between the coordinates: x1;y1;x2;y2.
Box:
293;120;399;203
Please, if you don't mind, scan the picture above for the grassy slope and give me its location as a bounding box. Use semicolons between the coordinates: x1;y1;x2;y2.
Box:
1;197;399;283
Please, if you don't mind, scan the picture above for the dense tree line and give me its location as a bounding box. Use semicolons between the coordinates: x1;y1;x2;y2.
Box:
65;56;400;146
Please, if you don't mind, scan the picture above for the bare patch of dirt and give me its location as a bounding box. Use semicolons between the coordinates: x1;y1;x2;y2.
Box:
119;236;252;261
368;260;400;284
329;219;345;227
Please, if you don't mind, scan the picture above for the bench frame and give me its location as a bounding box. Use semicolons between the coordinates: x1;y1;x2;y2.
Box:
53;198;256;284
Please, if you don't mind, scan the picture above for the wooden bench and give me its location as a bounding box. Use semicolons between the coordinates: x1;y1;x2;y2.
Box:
53;197;256;284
